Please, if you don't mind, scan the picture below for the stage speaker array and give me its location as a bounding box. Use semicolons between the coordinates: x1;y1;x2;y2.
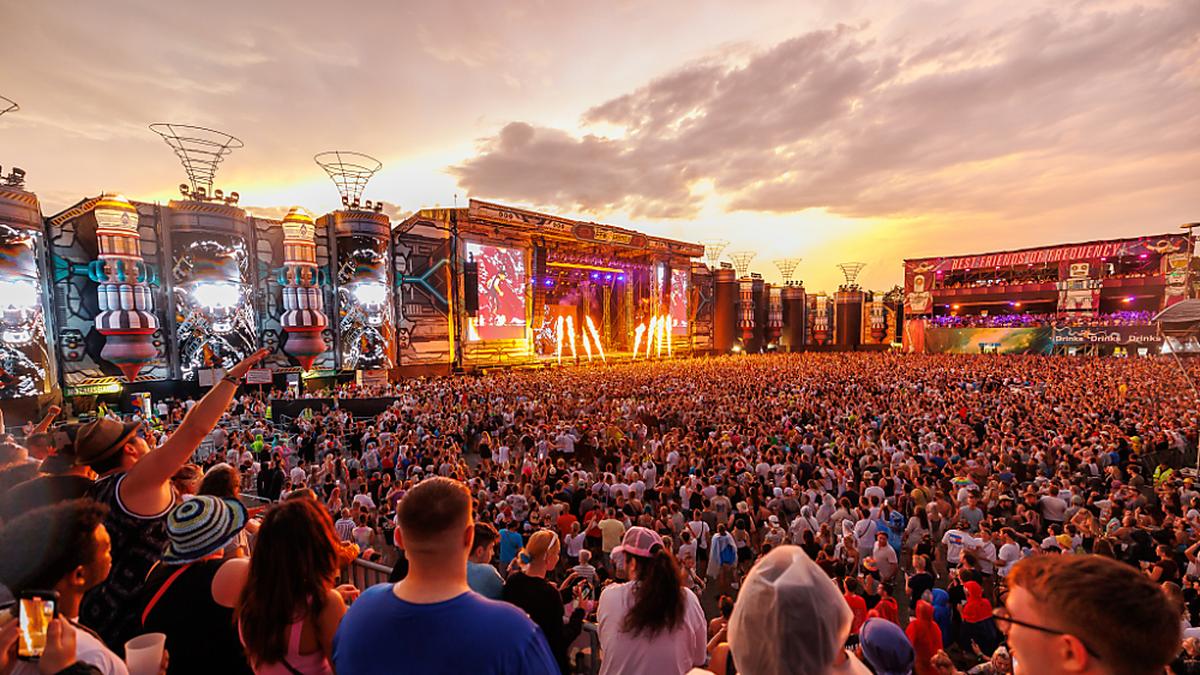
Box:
463;260;479;316
533;244;547;281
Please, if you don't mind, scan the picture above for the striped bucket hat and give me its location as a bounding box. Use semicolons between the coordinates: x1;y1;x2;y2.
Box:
163;495;248;564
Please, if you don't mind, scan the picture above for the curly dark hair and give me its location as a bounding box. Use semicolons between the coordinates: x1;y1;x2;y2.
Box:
0;499;109;593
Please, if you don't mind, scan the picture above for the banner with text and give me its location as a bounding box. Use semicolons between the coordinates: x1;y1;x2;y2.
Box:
1052;325;1162;346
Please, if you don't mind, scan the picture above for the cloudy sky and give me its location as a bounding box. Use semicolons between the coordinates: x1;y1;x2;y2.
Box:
4;0;1197;291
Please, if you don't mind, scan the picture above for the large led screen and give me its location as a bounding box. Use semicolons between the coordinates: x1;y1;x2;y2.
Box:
172;232;257;380
465;242;526;341
337;234;394;371
670;268;689;335
0;225;51;398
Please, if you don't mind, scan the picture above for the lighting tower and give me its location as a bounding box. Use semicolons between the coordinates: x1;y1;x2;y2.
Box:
728;251;756;278
315;151;384;211
837;262;866;289
701;239;729;269
149;124;245;202
773;258;801;285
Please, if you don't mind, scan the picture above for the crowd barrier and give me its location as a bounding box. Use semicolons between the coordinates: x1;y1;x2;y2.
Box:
270;397;399;420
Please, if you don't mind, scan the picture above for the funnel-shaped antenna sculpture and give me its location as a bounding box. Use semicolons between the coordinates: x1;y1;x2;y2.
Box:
314;151;382;207
149;124;244;194
0;96;17;119
837;262;866;287
728;251;756;278
701;239;729;268
773;258;801;283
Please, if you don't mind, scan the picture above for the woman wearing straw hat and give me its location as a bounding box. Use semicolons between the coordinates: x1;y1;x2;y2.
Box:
138;495;253;674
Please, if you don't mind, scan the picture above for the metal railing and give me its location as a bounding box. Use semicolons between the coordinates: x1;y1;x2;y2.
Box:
343;558;394;590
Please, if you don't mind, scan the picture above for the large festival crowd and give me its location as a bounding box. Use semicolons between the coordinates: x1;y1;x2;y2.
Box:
1;350;1199;674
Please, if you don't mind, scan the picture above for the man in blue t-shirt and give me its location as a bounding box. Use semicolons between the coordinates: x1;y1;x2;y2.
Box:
498;520;524;568
334;477;556;675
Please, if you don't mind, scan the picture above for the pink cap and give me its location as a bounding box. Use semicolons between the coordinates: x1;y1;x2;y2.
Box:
613;526;664;558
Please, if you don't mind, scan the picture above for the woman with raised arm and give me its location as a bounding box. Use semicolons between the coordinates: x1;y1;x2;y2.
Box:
76;348;269;649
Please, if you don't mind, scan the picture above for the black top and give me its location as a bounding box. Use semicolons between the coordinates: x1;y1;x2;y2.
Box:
907;571;935;610
140;559;253;675
80;473;171;651
501;572;583;675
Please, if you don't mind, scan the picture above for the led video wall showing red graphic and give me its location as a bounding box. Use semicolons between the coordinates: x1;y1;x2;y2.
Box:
465;242;526;340
670;268;689;335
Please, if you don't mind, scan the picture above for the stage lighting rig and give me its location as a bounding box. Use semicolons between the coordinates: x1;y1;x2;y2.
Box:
837;262;866;290
314;151;382;207
773;258;801;285
728;251;756;278
151;123;244;202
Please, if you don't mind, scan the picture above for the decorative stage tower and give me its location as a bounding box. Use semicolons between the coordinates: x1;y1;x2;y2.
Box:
729;251;756;347
315;151;395;372
812;293;830;346
151;123;257;380
769;259;799;348
775;258;802;351
834;262;866;349
90;195;160;380
278;207;328;370
0;95;55;400
868;294;887;343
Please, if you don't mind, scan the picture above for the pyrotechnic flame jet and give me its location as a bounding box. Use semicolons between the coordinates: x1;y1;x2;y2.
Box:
555;316;564;365
566;315;578;361
585;316;606;363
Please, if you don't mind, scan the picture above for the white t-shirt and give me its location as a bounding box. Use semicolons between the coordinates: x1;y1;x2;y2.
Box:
12;620;129;675
566;532;587;558
557;433;576;454
687;520;710;549
598;582;707;675
872;543;898;580
1040;496;1068;522
997;542;1022;578
942;529;980;565
976;541;997;574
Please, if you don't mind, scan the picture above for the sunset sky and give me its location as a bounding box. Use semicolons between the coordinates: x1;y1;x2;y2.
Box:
4;1;1197;291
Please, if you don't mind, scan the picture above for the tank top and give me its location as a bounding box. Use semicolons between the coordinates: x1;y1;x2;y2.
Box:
141;560;253;675
240;610;333;675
